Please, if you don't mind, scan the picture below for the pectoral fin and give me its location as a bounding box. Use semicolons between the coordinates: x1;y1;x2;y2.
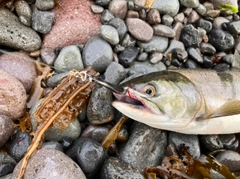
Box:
198;100;240;120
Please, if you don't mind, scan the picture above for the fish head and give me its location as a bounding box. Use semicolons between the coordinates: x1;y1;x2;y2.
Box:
112;71;202;131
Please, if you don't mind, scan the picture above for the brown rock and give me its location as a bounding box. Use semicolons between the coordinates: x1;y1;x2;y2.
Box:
0;52;37;93
0;69;26;120
147;9;161;24
126;18;153;41
42;0;101;50
108;0;128;19
0;115;14;147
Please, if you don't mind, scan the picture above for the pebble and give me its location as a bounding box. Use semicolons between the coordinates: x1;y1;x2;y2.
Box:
46;72;69;88
35;0;55;10
162;15;173;26
81;125;110;143
187;47;203;63
54;45;83;73
222;54;235;65
101;157;144;179
0;152;16;177
227;20;240;35
171;48;188;62
108;18;127;41
137;52;148;61
200;42;216;54
147;9;161;24
91;5;104;13
200;135;223;151
7;130;32;162
153;24;176;38
66;137;108;179
209;0;238;8
12;148;87;179
180;24;201;48
0;8;41;52
108;0;127;19
215;150;240;172
196;18;212;33
126;18;153;42
119;122;167;172
82;36;113;73
149;52;163;64
32;7;55;34
212;17;230;29
42;141;64;152
101;9;114;24
180;0;199;8
151;0;180;17
137;35;168;53
42;0;101;49
100;25;119;45
14;0;32;26
219;134;239;151
118;46;139;68
40;47;56;65
103;62;126;85
164;39;185;56
121;33;136;47
95;0;111;6
0;52;37;93
0;69;26;120
173;22;183;40
209;29;234;52
0;115;14;148
0;173;12;179
168;132;201;158
195;4;207;16
184;59;199;68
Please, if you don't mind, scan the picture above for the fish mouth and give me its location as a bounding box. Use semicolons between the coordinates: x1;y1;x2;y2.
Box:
113;88;162;115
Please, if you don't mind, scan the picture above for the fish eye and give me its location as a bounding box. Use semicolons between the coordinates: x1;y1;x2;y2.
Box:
144;85;156;96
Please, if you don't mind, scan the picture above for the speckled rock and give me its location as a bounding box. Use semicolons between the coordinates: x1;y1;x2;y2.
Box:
0;115;14;148
54;45;83;73
12;148;87;179
0;8;41;52
35;0;55;10
0;152;16;177
0;52;37;93
82;36;113;73
42;0;101;49
0;69;26;120
151;0;180;17
14;0;32;26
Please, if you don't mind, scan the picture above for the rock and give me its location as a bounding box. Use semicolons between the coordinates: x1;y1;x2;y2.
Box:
32;7;55;34
129;61;166;75
42;141;64;152
82;36;113;73
54;45;83;73
46;72;69;88
196;18;212;33
119;122;167;172
187;47;203;63
219;134;239;151
227;20;240;35
126;18;153;42
12;148;87;179
0;152;16;177
35;0;55;10
81;125;110;143
149;52;163;64
15;0;32;26
212;17;230;30
151;0;180;17
0;69;26;120
103;62;126;85
40;47;56;65
66;137;108;179
118;46;139;68
0;52;37;93
153;24;176;38
7;130;32;162
180;0;199;8
209;0;238;8
200;42;216;54
200;135;223;151
42;0;101;49
108;0;127;19
100;25;119;45
0;115;14;148
0;8;41;52
101;157;145;179
108;18;127;41
147;9;161;24
164;39;185;56
180;24;201;48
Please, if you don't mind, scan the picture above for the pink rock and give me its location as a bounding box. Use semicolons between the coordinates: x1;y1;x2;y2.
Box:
108;0;128;19
42;0;101;50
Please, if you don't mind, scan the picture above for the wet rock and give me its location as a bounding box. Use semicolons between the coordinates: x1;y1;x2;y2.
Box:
42;141;64;152
12;148;87;179
95;0;111;6
209;29;234;52
209;0;238;8
81;125;110;143
0;115;14;148
42;0;101;49
0;8;41;52
35;0;55;10
222;54;235;65
215;150;240;172
101;10;114;24
153;24;176;38
87;86;114;124
15;0;32;26
195;4;207;16
137;35;168;53
0;69;26;120
118;46;139;68
212;17;230;29
200;135;223;151
196;18;212;33
152;0;180;17
200;42;216;54
147;9;161;24
213;63;230;71
227;20;240;35
0;152;16;177
187;47;203;63
186;10;200;23
0;52;37;93
82;36;113;73
7;130;32;162
126;18;153;42
173;22;183;40
103;62;126;85
101;157;144;179
40;47;56;65
137;52;148;61
180;24;201;48
168;132;200;158
108;0;127;19
129;61;166;75
54;45;83;73
0;173;12;179
171;48;188;62
47;71;69;88
100;25;119;45
184;59;199;68
219;134;239;151
66;137;108;179
119;122;167;172
32;8;55;34
108;18;127;41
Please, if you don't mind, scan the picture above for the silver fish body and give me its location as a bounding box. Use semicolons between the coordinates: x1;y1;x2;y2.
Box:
112;69;240;134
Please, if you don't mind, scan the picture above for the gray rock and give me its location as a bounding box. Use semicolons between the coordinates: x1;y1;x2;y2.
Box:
162;15;174;26
101;10;114;24
219;134;239;151
147;9;161;24
0;8;41;52
81;125;110;143
101;157;145;179
168;132;201;158
103;62;126;85
0;152;16;177
137;35;168;53
187;47;203;63
149;52;163;64
0;173;12;179
194;3;207;16
95;0;111;6
227;20;240;35
119;122;167;172
209;0;238;8
100;25;119;45
200;42;216;54
151;0;180;17
32;8;55;34
137;52;148;61
118;46;139;68
54;45;83;73
153;24;176;38
0;115;14;148
91;5;104;13
164;39;185;57
180;0;199;8
12;148;87;179
180;24;201;48
42;141;64;152
15;0;32;26
46;72;69;88
82;36;113;73
212;17;230;30
108;18;127;41
129;61;166;75
35;0;55;10
200;135;223;151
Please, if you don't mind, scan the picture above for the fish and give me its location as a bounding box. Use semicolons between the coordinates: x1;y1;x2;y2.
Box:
112;69;240;134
